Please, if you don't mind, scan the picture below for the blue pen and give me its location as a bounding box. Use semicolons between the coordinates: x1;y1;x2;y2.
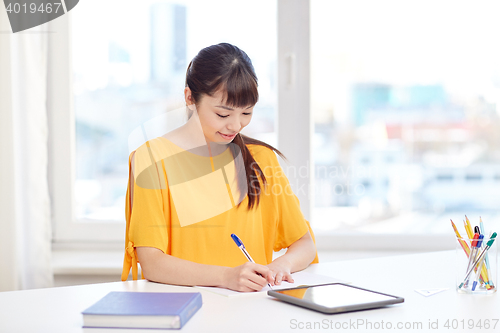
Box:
231;233;273;289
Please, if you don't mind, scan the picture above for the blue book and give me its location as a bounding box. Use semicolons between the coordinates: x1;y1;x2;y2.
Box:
82;291;202;329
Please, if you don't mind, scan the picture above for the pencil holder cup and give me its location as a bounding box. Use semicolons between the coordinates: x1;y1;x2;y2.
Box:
455;236;497;294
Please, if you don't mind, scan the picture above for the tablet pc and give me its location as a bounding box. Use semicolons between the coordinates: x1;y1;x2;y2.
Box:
267;283;404;314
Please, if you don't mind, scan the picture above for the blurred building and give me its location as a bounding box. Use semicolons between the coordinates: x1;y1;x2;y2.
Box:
150;2;187;83
315;82;500;218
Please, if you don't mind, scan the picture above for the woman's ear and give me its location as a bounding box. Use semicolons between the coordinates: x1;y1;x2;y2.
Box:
184;87;195;110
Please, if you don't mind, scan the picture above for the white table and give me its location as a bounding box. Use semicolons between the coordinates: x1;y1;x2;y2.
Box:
0;251;498;333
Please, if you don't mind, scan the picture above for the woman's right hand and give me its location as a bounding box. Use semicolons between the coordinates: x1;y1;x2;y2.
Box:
222;262;274;292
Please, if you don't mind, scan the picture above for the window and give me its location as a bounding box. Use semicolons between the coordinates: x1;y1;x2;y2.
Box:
50;0;277;242
311;0;500;236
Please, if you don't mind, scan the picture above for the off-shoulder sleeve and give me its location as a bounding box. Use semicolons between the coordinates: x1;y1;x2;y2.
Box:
258;148;319;264
121;142;170;281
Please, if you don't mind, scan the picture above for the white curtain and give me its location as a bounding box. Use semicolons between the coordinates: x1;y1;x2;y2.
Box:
0;11;53;291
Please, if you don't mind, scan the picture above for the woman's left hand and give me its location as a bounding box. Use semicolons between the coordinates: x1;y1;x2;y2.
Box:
266;258;294;286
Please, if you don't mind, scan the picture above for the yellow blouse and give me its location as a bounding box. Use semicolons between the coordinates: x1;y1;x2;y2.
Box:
121;137;319;280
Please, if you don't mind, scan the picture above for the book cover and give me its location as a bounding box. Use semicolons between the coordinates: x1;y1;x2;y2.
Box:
82;291;202;329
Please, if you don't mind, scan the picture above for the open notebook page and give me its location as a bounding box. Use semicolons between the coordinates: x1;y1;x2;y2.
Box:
196;271;349;297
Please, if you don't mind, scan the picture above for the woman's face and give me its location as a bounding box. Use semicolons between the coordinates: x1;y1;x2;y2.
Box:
185;88;254;144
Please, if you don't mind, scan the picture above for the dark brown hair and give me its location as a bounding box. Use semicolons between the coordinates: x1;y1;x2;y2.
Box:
185;43;286;209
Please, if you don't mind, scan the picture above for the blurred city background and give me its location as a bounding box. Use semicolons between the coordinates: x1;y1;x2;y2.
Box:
72;0;500;234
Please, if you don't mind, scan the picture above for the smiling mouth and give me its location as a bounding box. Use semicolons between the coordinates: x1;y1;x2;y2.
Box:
218;132;237;140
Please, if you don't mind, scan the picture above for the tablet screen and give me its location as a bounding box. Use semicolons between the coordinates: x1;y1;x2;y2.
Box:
274;284;399;309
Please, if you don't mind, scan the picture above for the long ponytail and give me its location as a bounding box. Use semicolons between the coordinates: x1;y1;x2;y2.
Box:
231;133;286;209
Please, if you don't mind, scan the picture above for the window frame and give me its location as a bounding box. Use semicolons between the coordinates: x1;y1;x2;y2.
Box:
47;14;125;243
47;3;288;244
277;0;312;221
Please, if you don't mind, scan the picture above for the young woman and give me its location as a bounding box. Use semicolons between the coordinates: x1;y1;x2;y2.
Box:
122;43;318;292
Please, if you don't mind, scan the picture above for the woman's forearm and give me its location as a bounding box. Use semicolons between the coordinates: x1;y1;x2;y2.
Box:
137;247;275;292
274;231;317;272
136;247;229;287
